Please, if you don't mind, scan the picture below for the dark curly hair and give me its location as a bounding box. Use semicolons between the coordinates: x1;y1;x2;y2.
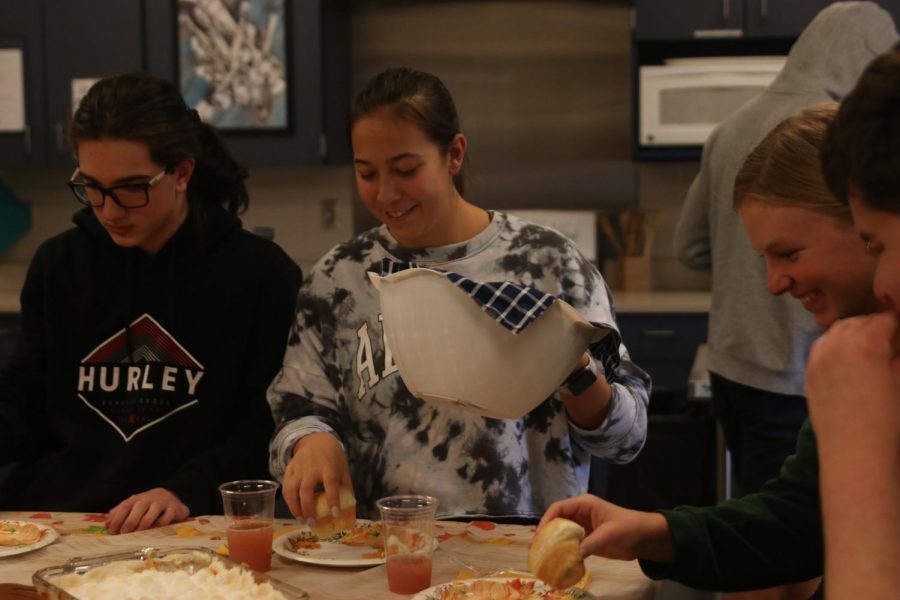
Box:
70;72;249;214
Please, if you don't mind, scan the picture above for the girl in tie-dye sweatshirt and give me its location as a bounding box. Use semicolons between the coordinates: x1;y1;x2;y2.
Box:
267;67;649;521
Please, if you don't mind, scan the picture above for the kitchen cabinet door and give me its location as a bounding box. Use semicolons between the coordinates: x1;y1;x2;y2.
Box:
616;312;708;391
43;0;145;167
634;0;863;40
0;3;48;167
634;0;745;41
743;0;835;38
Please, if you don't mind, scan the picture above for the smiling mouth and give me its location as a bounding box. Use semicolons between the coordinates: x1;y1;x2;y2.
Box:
798;290;821;305
385;206;415;219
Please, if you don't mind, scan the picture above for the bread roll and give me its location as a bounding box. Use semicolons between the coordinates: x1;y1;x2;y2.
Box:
528;517;586;589
312;486;357;538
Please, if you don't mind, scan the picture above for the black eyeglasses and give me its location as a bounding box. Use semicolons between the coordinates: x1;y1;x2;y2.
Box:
68;168;168;209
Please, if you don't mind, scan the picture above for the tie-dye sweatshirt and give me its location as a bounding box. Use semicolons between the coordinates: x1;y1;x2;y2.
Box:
268;211;650;519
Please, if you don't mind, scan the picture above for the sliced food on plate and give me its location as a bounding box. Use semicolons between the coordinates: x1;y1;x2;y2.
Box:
0;519;58;558
414;577;595;600
0;521;45;547
276;520;385;566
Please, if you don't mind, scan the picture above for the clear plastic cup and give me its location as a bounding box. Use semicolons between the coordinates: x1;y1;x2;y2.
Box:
218;479;279;572
376;495;439;594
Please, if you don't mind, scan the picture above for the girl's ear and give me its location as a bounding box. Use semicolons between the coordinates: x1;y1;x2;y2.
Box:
448;133;467;175
173;158;196;193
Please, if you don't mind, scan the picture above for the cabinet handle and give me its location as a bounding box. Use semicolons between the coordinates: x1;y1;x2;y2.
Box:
760;0;768;20
722;0;730;21
642;329;676;337
693;28;743;38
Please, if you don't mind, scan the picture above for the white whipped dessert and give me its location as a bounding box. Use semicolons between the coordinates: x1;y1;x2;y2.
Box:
51;554;286;600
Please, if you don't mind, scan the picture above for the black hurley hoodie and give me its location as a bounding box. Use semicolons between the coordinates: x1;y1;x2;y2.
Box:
0;203;301;514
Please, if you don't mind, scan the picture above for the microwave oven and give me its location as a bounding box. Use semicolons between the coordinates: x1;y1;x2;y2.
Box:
638;56;786;147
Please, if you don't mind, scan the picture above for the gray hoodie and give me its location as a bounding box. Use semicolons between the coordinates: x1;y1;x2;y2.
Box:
674;1;898;395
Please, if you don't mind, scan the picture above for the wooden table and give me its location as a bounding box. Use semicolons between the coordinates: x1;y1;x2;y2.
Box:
0;511;659;599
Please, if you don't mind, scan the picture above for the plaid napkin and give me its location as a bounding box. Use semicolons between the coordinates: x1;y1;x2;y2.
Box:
380;258;555;335
377;259;622;378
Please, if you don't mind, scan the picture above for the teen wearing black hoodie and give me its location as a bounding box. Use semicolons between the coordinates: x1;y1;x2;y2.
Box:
0;73;301;534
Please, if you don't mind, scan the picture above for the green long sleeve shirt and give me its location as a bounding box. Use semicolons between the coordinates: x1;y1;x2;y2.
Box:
641;419;822;591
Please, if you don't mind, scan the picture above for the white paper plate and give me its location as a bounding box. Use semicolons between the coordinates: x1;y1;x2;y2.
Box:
412;577;596;600
0;520;59;558
273;519;386;567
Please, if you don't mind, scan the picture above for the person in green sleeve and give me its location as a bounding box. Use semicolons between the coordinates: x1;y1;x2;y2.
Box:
536;99;882;597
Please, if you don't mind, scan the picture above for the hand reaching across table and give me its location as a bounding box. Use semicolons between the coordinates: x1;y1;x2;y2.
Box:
536;493;672;564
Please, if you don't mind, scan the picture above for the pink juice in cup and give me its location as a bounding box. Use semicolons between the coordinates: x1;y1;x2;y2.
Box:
218;480;279;573
227;519;274;572
377;494;439;594
386;553;433;594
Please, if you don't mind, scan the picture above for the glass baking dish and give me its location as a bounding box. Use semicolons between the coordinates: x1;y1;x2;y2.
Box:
32;546;309;600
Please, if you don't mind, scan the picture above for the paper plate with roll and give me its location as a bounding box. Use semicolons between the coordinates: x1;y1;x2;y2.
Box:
368;260;621;420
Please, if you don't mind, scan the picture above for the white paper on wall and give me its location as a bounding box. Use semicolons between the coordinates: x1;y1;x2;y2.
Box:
71;78;101;116
0;48;26;133
505;209;597;263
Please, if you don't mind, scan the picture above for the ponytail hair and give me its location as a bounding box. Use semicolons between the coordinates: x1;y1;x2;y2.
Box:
71;72;249;214
350;67;466;195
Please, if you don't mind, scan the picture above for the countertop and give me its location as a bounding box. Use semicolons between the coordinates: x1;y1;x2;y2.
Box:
614;291;711;313
0;262;711;315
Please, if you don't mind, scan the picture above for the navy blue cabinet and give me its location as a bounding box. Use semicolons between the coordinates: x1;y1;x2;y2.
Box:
591;311;714;509
633;0;899;41
0;3;50;168
0;1;349;168
617;311;708;392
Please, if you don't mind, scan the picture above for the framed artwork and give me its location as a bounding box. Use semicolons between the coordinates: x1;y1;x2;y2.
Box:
177;0;289;131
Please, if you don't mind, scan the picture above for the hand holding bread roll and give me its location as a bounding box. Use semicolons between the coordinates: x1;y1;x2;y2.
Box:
528;517;586;589
312;485;357;538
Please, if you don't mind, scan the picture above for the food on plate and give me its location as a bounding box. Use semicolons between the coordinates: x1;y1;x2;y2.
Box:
48;552;286;600
429;578;586;600
528;518;586;589
287;521;383;557
287;532;322;553
312;485;357;538
0;521;44;547
337;521;383;548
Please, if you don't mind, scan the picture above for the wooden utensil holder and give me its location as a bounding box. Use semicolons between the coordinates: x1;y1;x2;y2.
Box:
618;255;652;292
